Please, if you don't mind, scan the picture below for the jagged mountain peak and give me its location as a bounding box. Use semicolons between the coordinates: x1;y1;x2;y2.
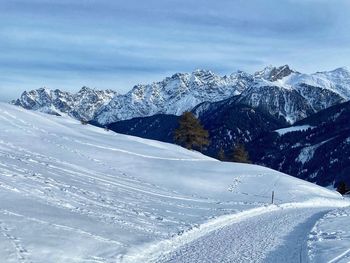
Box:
332;66;350;72
163;69;219;84
94;69;249;125
13;86;117;121
78;86;95;93
168;72;188;80
255;64;295;82
191;69;216;78
24;87;51;97
13;65;350;126
37;86;50;92
315;66;350;75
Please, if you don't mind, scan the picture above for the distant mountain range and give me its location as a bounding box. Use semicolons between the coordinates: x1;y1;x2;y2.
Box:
11;65;350;187
13;86;117;121
13;65;350;125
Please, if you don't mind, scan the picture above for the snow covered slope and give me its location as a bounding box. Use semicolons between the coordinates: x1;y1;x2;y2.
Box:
0;103;347;262
308;206;350;263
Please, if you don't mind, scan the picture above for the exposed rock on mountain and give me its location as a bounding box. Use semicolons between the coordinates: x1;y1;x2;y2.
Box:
13;65;350;125
13;87;117;121
94;70;252;125
96;65;349;125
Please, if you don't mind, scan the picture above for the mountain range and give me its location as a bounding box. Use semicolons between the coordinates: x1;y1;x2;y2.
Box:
13;65;350;125
13;86;117;121
11;65;350;187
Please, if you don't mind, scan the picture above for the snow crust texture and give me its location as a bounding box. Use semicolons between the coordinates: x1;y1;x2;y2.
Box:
308;206;350;263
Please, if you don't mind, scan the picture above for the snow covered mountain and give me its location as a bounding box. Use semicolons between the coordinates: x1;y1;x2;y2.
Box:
0;103;348;262
12;65;350;125
12;86;117;121
249;100;350;187
235;65;348;123
94;70;252;125
92;65;350;124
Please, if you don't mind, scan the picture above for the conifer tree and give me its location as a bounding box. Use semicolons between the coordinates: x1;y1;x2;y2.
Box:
232;143;250;163
174;111;209;150
337;181;348;195
80;119;88;125
217;147;225;161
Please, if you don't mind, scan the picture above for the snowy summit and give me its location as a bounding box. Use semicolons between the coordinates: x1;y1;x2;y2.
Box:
14;65;350;125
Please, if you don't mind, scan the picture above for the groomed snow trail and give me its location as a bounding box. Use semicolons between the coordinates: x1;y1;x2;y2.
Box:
152;207;330;263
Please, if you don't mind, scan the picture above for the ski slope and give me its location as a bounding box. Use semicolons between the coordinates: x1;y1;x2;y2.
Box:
0;103;348;262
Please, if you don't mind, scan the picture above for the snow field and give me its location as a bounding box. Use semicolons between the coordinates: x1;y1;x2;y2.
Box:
0;103;347;262
308;206;350;263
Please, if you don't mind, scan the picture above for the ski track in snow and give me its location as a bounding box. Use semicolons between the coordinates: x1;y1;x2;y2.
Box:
0;111;210;203
157;208;327;263
328;249;350;263
122;205;341;263
0;109;211;162
0;221;31;263
307;206;350;263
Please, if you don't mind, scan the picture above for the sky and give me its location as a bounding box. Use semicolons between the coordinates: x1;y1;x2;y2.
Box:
1;0;350;101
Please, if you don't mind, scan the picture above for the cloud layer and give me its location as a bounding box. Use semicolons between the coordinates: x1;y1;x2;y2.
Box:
1;0;350;100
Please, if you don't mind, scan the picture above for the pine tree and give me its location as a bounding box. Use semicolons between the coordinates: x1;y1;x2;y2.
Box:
337;181;348;195
174;112;209;150
232;143;250;163
217;147;225;161
80;119;88;125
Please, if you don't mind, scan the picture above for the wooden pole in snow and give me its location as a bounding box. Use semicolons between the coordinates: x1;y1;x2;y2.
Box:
271;191;274;204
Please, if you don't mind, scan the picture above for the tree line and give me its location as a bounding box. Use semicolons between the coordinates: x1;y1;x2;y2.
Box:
174;111;250;163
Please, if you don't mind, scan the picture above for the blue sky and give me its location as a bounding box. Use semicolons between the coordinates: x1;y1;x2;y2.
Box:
1;0;350;101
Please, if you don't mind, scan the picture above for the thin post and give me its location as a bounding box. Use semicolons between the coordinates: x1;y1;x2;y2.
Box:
271;190;274;204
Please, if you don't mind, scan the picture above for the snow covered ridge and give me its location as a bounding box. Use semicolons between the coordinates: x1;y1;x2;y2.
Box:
0;103;348;262
13;65;350;125
12;86;117;121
